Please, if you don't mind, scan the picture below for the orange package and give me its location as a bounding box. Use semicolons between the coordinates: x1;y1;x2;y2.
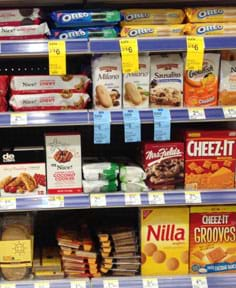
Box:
184;53;220;107
185;130;236;190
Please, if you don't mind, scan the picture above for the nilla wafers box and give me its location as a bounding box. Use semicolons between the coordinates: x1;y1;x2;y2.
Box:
141;207;189;275
190;206;236;274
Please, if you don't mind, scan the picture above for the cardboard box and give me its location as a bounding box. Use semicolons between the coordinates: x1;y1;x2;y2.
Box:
141;207;189;275
190;206;236;274
45;133;82;194
185;130;236;190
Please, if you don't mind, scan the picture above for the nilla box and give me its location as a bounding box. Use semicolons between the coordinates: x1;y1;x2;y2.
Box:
141;207;189;275
190;206;236;274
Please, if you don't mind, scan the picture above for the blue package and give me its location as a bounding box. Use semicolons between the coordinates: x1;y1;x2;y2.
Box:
50;10;121;27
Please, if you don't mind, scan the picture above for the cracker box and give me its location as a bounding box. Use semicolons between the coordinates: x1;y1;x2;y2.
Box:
190;206;236;274
142;142;184;190
45;133;82;194
185;130;236;190
141;207;189;275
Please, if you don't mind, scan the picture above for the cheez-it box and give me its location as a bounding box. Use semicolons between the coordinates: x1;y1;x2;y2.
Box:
190;206;236;274
185;130;236;190
141;207;189;275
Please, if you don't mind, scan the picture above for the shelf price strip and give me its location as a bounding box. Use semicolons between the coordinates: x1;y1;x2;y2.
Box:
191;277;208;288
10;112;27;125
47;196;64;208
71;280;87;288
0;284;16;288
153;109;171;141
148;192;165;205
186;36;205;71
119;38;139;74
94;111;111;144
185;191;202;204
142;278;159;288
103;279;119;288
125;193;141;206
48;40;66;75
34;282;50;288
188;108;206;120
123;109;141;143
90;194;107;207
223;106;236;118
0;197;16;210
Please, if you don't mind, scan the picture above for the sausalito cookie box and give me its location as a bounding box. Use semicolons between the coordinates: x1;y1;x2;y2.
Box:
141;207;189;275
190;206;236;274
185;130;236;190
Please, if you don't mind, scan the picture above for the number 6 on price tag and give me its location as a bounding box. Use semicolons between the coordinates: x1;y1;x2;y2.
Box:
120;39;139;74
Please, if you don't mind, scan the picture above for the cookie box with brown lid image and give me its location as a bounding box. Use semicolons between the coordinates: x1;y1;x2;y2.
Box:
141;207;189;275
0;147;46;196
185;130;236;190
190;206;236;274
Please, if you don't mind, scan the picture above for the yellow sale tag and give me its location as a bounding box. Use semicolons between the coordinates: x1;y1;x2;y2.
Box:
186;36;205;71
119;38;139;74
48;40;66;75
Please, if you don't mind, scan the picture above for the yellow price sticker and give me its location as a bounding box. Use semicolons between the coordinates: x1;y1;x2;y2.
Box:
48;40;66;75
119;38;139;74
186;36;205;71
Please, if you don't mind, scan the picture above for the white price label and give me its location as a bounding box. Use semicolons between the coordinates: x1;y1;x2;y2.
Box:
1;284;16;288
192;277;208;288
223;106;236;118
143;278;159;288
47;196;64;208
10;112;27;125
90;194;107;207
103;280;119;288
188;108;205;120
34;282;50;288
185;191;202;204
148;192;165;205
0;198;16;210
71;280;87;288
125;193;141;206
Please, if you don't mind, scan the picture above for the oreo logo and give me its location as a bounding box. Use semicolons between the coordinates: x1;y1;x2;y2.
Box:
196;25;223;35
2;153;15;163
128;28;153;37
198;9;224;19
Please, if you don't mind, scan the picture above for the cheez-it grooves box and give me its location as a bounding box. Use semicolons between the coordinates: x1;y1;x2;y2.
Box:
190;206;236;274
185;130;236;190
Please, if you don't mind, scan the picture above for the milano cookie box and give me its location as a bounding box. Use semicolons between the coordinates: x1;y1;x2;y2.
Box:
0;147;46;196
141;207;189;275
45;132;82;194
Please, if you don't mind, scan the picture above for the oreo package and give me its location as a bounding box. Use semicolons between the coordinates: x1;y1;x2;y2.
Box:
50;10;120;27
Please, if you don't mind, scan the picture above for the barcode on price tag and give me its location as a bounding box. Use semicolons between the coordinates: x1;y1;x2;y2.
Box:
34;283;50;288
148;192;165;205
90;194;107;207
125;193;141;206
103;279;119;288
185;191;202;204
0;198;16;210
47;196;64;208
1;284;16;288
71;280;87;288
223;106;236;118
10;113;27;125
188;108;205;120
142;278;159;288
191;277;208;288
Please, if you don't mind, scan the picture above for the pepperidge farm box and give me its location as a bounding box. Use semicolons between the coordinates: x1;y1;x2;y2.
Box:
190;206;236;274
141;207;189;275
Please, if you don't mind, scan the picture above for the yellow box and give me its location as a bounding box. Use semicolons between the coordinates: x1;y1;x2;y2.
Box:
190;206;236;274
141;207;189;275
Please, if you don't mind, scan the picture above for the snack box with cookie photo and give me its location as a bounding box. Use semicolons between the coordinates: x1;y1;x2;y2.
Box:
190;206;236;274
45;132;82;194
0;147;46;196
185;130;236;190
141;207;189;275
0;8;41;26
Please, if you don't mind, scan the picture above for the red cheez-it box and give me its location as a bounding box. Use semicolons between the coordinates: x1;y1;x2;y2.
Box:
142;142;184;190
185;131;236;190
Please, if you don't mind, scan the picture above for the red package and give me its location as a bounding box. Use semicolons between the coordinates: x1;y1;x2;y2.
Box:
0;76;9;112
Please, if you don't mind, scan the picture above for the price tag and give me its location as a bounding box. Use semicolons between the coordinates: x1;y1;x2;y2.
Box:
1;284;16;288
120;38;139;74
223;106;236;118
10;113;27;125
94;111;111;144
148;192;165;205
186;36;205;71
191;277;208;288
71;280;87;288
47;196;64;208
185;191;202;204
123;109;141;143
188;108;205;120
125;193;141;206
34;283;50;288
103;279;119;288
0;198;16;210
48;40;66;75
153;109;171;141
143;278;159;288
90;194;107;207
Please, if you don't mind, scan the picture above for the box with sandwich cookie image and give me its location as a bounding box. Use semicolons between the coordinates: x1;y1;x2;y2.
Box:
190;206;236;274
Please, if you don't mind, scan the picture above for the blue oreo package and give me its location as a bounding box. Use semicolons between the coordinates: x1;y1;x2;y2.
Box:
50;10;121;27
50;26;118;39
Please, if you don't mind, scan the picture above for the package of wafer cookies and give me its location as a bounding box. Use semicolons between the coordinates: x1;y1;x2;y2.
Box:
184;23;236;35
190;206;236;274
